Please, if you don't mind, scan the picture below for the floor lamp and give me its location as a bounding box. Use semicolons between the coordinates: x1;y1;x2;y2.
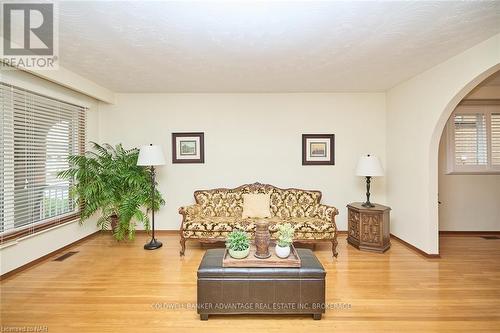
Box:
137;144;165;250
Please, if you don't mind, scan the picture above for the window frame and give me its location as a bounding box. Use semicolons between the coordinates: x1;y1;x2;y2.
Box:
445;101;500;175
0;83;86;244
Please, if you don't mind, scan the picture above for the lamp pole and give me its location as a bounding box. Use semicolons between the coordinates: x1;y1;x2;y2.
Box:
142;145;163;250
137;144;165;250
144;164;162;250
362;176;375;208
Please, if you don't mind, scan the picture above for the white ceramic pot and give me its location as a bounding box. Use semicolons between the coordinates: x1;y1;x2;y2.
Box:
275;244;291;259
228;247;250;259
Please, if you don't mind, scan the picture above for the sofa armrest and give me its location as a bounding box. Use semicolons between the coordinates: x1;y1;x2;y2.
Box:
313;204;339;226
179;204;202;217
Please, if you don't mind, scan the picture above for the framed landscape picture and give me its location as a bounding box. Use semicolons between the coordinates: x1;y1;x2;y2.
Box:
172;132;205;163
302;134;335;165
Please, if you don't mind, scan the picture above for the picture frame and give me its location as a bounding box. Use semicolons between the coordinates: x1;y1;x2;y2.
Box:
302;134;335;165
172;132;205;163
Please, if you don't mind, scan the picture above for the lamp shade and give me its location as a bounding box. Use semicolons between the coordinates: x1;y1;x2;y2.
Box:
137;144;165;166
356;154;384;177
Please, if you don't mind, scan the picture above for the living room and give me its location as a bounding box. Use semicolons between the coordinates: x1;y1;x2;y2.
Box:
1;1;499;332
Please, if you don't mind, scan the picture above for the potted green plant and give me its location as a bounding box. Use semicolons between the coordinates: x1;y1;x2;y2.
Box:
58;142;165;240
275;223;294;258
226;230;250;259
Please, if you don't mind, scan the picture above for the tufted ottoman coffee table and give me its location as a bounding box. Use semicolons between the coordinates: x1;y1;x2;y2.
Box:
197;248;326;320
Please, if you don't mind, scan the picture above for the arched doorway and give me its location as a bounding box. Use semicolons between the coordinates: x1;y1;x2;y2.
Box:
438;70;500;237
429;64;500;252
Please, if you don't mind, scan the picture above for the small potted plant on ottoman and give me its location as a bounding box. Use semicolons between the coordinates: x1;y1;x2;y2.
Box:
275;223;294;259
226;230;250;259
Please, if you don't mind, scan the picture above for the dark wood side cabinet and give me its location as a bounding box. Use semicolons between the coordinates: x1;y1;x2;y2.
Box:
347;202;391;253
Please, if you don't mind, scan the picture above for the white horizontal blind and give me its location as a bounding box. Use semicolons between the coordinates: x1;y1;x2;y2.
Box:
0;82;86;234
492;113;500;166
453;113;487;166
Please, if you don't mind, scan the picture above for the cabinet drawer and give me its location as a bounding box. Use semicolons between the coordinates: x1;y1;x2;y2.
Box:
348;209;360;240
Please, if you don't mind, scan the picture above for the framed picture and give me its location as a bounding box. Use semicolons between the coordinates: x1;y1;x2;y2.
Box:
302;134;335;165
172;132;205;163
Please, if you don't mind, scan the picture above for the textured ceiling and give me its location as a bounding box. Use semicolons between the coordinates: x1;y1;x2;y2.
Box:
58;1;500;93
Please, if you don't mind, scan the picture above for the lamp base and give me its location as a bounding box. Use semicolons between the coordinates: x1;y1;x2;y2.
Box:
144;238;163;250
361;201;375;208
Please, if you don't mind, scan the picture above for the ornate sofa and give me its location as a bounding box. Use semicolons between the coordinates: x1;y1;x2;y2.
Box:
179;183;339;257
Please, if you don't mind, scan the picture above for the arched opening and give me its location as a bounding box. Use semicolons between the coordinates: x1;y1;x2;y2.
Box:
429;64;500;252
438;71;500;235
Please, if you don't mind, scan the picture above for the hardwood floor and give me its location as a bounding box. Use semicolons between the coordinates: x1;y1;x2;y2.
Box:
1;233;500;333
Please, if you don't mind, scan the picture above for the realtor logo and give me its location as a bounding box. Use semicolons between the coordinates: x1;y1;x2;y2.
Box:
1;2;58;69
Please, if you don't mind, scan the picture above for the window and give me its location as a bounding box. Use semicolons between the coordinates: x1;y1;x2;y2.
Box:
446;103;500;174
0;82;86;241
492;113;500;166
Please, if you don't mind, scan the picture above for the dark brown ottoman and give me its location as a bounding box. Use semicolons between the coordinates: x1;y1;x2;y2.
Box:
197;248;326;320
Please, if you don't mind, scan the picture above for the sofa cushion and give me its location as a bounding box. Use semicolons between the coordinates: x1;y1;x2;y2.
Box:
183;216;237;232
234;216;283;232
182;229;335;240
183;216;334;233
241;193;271;218
288;217;336;233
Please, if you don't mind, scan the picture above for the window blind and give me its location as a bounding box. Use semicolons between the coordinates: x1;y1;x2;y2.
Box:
0;82;86;237
492;113;500;166
453;113;487;166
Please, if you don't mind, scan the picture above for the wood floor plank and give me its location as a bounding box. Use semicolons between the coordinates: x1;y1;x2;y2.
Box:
1;233;499;332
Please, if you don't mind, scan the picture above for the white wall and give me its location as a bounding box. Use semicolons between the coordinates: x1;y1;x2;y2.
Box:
98;93;387;231
0;69;100;275
386;33;500;254
438;132;500;231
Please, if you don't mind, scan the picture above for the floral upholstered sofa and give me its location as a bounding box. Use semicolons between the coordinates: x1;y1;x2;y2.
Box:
179;183;339;257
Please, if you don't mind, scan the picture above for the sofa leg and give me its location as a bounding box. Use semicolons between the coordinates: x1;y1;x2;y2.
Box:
180;236;186;256
332;238;338;258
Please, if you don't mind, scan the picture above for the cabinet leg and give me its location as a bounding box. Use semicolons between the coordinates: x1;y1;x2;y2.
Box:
313;313;322;320
200;314;209;321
